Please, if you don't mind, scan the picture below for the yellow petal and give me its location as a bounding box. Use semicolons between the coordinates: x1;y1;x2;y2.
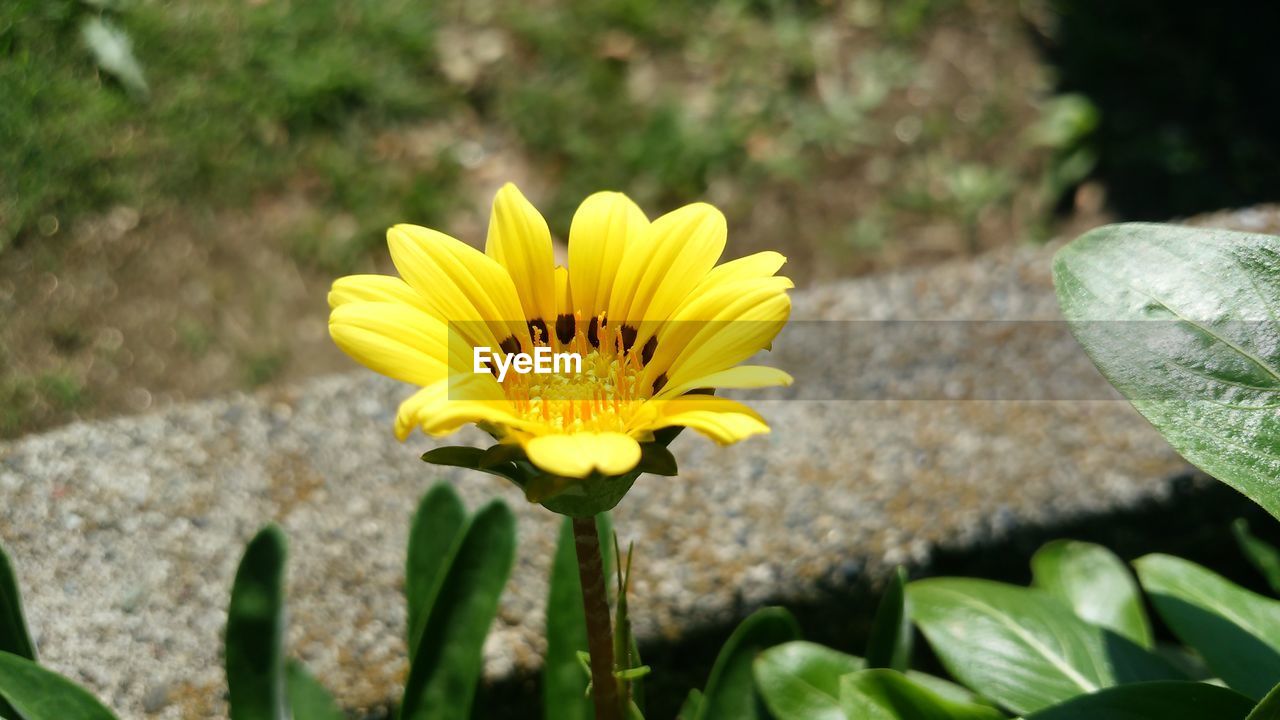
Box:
524;431;642;478
328;274;433;313
568;191;648;325
329;302;464;386
396;375;534;440
387;224;527;350
486;184;557;327
644;276;792;387
633;396;770;445
608;203;725;338
655;365;793;399
695;251;787;291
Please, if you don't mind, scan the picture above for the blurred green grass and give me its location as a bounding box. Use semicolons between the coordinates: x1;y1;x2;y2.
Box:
2;0;1065;266
1;0;464;260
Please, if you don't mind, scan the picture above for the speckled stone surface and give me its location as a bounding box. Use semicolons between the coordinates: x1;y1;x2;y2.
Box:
4;208;1279;718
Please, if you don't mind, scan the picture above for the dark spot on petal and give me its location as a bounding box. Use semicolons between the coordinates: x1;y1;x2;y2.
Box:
641;335;657;365
555;314;576;345
499;335;521;356
620;324;638;353
528;318;549;345
652;373;668;394
588;316;601;348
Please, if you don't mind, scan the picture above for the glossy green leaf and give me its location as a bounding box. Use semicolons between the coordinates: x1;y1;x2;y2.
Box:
543;515;615;720
0;545;35;661
285;660;343;720
839;669;1005;720
1031;540;1153;648
401;501;516;720
226;525;288;720
1234;519;1280;596
1250;681;1280;720
865;567;912;670
908;578;1178;715
406;484;468;657
1135;554;1280;699
0;651;117;719
1054;223;1280;521
753;641;862;720
696;607;801;720
1024;681;1254;720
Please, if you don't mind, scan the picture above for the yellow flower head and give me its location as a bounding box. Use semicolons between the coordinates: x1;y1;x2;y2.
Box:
328;184;792;483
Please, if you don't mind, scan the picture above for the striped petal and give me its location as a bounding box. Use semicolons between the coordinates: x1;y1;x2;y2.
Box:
486;184;557;329
608;203;726;343
328;274;433;313
388;224;527;350
524;431;642;478
655;364;793;400
568;191;648;326
329;302;469;387
633;396;770;445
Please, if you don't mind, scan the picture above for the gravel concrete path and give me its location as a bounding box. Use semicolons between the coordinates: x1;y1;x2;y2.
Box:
5;208;1279;717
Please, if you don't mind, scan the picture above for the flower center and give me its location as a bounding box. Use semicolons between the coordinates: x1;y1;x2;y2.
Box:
500;316;664;432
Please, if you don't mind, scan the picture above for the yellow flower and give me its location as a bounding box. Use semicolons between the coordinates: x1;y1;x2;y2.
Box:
328;184;792;480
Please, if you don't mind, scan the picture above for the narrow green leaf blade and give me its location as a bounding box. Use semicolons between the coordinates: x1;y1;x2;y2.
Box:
865;566;912;670
0;651;117;720
401;501;516;720
543;517;595;720
1031;540;1153;648
908;578;1178;715
1135;554;1280;699
1053;223;1280;521
677;689;704;719
752;641;863;720
0;545;35;661
285;660;343;720
1024;681;1254;720
225;526;289;720
406;484;468;657
420;447;486;469
1250;681;1280;720
1234;519;1280;596
696;607;801;720
839;669;1005;720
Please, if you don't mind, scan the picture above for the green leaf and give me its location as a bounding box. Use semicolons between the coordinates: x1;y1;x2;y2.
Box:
1250;681;1280;720
839;669;1006;720
538;471;641;517
406;484;468;657
1024;681;1254;720
543;515;616;720
285;661;343;720
1134;554;1280;699
0;545;35;661
1234;519;1280;595
401;501;516;720
225;526;289;720
753;642;862;720
1031;540;1153;648
0;651;117;719
634;443;678;477
865;567;912;670
908;578;1178;715
677;689;704;719
696;607;801;720
1053;223;1280;521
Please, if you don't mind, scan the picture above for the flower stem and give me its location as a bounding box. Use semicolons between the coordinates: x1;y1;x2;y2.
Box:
573;515;622;720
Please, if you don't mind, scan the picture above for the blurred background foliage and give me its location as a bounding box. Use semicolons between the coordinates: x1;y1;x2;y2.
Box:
0;0;1275;438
